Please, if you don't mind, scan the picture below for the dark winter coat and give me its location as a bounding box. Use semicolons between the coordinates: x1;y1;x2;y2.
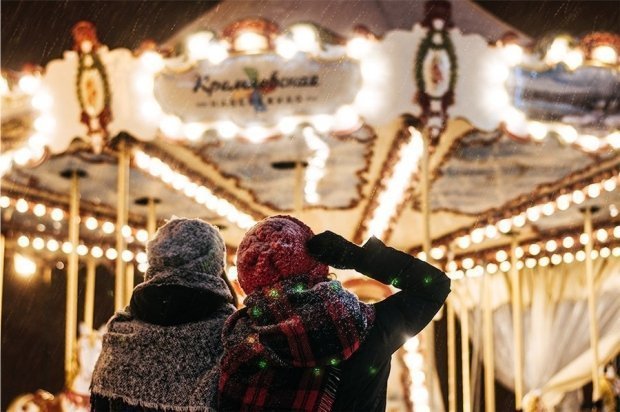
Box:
330;237;451;411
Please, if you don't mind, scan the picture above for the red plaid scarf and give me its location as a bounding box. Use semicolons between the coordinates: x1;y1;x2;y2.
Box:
218;274;375;411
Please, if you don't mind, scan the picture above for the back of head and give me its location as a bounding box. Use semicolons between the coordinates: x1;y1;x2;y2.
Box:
236;215;329;294
131;217;235;325
146;217;225;278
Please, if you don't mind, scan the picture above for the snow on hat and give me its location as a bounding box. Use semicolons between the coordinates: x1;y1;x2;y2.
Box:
236;215;329;294
132;217;232;301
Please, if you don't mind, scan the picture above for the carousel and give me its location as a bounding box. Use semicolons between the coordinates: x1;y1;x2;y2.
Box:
1;1;619;411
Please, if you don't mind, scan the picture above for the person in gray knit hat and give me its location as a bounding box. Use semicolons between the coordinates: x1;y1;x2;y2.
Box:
91;217;237;411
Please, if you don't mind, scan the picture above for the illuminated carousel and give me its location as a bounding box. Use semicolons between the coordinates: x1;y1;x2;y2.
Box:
1;1;619;411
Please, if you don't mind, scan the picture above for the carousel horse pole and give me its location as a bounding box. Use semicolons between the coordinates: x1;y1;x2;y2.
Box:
482;271;496;411
115;137;130;311
61;168;86;387
84;258;96;331
510;233;524;411
582;206;601;404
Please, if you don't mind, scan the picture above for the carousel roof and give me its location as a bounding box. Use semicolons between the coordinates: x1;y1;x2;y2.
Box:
1;0;618;273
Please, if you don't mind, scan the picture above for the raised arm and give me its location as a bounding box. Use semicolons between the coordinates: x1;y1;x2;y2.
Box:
307;231;451;351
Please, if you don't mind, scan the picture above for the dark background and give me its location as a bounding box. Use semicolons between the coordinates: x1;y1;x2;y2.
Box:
2;1;619;71
2;0;619;409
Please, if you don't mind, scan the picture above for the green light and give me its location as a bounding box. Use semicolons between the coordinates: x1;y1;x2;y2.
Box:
258;359;268;369
268;289;279;298
293;283;305;293
313;367;321;376
423;275;432;285
369;366;378;376
251;307;263;318
329;357;340;366
390;278;400;287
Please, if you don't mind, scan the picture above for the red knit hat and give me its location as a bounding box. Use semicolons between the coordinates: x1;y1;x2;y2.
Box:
236;215;329;294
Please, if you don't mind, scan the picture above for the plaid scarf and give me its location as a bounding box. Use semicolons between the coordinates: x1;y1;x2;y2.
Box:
217;274;375;411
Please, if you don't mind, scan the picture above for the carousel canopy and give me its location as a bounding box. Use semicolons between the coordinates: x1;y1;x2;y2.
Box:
1;0;618;272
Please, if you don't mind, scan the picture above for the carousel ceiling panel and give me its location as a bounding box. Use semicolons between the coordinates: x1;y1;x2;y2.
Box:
510;66;620;131
430;131;603;215
2;152;220;224
196;126;375;211
533;190;619;232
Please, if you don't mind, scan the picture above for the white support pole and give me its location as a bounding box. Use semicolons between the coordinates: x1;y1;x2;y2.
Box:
447;297;457;412
65;171;80;385
583;207;601;402
510;236;524;410
482;274;496;412
420;129;438;411
461;298;471;412
115;139;129;312
84;258;96;331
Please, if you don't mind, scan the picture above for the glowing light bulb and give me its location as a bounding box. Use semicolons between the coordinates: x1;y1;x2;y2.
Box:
15;198;29;213
17;235;30;248
527;121;548;140
18;74;41;94
529;244;541;255
591;45;617;65
545;240;558;252
556;194;571;211
14;253;36;277
562;236;575;248
85;217;98;230
496;250;508;262
46;239;59;252
91;246;103;259
186;31;213;61
32;237;45;250
51;208;64;221
105;248;118;260
102;221;115;234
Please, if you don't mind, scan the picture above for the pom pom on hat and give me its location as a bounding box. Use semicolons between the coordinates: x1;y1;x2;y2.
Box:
236;215;328;294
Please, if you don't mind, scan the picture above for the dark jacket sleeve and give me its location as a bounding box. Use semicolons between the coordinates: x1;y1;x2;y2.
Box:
358;237;451;354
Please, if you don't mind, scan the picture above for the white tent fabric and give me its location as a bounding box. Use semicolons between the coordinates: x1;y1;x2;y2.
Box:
452;257;620;409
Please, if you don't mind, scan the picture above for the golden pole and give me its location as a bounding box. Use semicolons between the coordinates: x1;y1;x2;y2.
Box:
65;171;80;385
0;234;4;332
147;197;157;240
125;263;134;307
461;298;471;412
510;236;524;410
84;258;96;331
583;207;600;402
447;297;457;412
482;274;496;412
420;129;437;410
115;139;129;312
294;160;304;215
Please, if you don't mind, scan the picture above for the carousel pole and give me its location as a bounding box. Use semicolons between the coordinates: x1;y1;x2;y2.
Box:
447;296;457;412
83;258;96;331
147;197;158;240
294;160;304;215
460;295;472;412
0;234;4;331
420;127;437;411
583;206;601;403
115;139;129;312
510;235;524;411
125;263;134;306
64;170;82;385
482;273;496;412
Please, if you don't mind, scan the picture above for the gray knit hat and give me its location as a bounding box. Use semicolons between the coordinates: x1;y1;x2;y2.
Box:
132;217;232;301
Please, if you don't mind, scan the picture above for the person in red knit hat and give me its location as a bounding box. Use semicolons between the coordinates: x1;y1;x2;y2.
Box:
216;215;450;411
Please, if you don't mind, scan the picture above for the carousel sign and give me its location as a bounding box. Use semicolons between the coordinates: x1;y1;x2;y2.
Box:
154;53;361;128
